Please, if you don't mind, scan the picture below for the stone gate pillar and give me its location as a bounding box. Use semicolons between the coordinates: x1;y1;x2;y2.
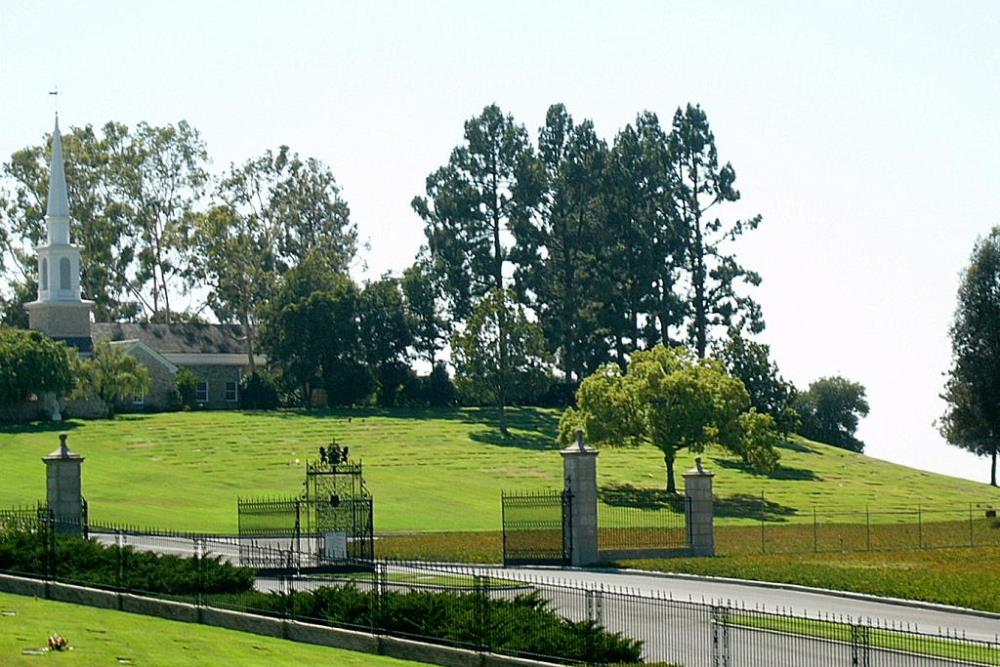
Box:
562;430;599;567
43;433;85;535
684;458;715;556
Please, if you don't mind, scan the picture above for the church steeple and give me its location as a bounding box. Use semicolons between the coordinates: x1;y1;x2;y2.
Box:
25;111;94;344
46;114;71;244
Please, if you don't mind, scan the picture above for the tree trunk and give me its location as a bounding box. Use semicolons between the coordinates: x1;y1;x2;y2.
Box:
992;449;997;487
664;453;677;495
499;400;509;436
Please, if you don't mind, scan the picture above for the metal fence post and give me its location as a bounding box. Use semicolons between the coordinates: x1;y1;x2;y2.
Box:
759;492;766;554
917;505;923;549
813;507;818;553
711;605;730;667
969;503;975;547
865;505;871;551
851;623;871;666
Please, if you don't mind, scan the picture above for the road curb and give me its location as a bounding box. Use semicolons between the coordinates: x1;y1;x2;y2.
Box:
603;567;1000;621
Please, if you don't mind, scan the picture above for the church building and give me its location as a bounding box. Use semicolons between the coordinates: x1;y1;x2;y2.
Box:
25;116;262;411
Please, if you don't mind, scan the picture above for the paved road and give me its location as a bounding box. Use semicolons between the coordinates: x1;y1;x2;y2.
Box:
100;533;1000;665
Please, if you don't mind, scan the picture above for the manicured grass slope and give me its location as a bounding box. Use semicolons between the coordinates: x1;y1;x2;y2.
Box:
0;592;425;666
0;408;997;533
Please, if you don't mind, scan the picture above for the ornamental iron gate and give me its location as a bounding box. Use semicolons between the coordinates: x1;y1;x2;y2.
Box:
237;442;374;571
501;489;572;566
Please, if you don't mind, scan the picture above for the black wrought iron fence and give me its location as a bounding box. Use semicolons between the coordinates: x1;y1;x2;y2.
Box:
501;489;571;565
1;523;998;667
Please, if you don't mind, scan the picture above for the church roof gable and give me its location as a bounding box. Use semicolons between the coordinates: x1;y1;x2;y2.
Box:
91;322;248;355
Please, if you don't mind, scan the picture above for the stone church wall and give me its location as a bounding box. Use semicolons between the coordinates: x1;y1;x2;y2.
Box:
184;365;243;410
128;346;178;409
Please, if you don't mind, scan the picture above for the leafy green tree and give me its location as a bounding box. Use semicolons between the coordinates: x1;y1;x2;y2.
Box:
175;367;198;409
451;289;551;434
716;328;799;435
75;341;151;418
191;204;276;370
220;146;356;275
401;254;447;365
559;344;778;494
513;104;611;381
359;275;414;406
0;327;74;406
795;376;870;452
0;278;34;328
939;228;1000;486
423;361;458;407
669;104;763;357
259;252;366;407
117;121;209;322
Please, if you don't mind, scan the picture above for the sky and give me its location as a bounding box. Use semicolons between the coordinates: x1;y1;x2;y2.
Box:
2;1;999;484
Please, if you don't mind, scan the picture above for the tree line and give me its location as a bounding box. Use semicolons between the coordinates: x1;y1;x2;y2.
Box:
0;102;872;458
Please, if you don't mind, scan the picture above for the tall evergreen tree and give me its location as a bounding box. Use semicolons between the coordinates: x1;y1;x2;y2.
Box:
412;104;542;432
940;228;1000;486
401;253;447;365
668;104;763;358
602;113;684;365
514;104;609;381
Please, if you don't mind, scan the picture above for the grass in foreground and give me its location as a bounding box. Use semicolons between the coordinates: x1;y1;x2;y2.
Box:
0;591;426;667
728;613;1000;665
1;408;998;533
620;546;1000;614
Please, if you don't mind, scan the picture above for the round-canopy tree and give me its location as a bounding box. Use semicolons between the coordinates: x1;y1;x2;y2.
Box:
0;327;74;406
558;344;779;494
940;227;1000;487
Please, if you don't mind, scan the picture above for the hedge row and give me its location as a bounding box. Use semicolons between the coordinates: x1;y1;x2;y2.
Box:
233;584;643;664
0;529;254;595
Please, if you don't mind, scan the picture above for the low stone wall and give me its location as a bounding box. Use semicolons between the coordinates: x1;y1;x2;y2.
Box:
0;399;44;423
0;573;557;667
63;397;108;419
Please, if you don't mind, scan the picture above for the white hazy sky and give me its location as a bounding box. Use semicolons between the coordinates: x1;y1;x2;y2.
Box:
2;1;999;484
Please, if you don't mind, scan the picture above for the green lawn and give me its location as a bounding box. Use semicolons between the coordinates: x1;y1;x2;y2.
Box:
621;546;1000;613
1;408;998;533
0;591;426;666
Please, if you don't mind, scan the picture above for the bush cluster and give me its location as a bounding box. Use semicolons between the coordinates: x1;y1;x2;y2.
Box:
237;584;641;664
0;529;254;596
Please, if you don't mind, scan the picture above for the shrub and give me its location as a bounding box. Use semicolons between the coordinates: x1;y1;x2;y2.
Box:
424;362;457;407
239;371;280;410
175;368;199;409
0;528;253;596
238;584;642;663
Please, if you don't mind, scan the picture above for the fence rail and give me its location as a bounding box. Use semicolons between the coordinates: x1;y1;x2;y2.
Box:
2;513;999;665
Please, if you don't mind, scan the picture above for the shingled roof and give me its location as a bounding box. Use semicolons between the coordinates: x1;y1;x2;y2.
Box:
90;322;248;355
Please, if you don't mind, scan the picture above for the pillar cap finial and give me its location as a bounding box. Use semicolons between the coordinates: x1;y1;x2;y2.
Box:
44;432;83;461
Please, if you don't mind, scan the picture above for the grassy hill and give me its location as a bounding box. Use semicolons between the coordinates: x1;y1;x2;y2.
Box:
0;408;997;533
0;592;425;666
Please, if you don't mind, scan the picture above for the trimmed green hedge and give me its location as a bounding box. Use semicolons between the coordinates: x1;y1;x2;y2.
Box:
0;529;253;595
234;584;643;664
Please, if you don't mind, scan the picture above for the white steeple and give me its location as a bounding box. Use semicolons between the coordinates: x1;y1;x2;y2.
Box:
34;113;82;303
25;112;94;342
46;114;71;244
